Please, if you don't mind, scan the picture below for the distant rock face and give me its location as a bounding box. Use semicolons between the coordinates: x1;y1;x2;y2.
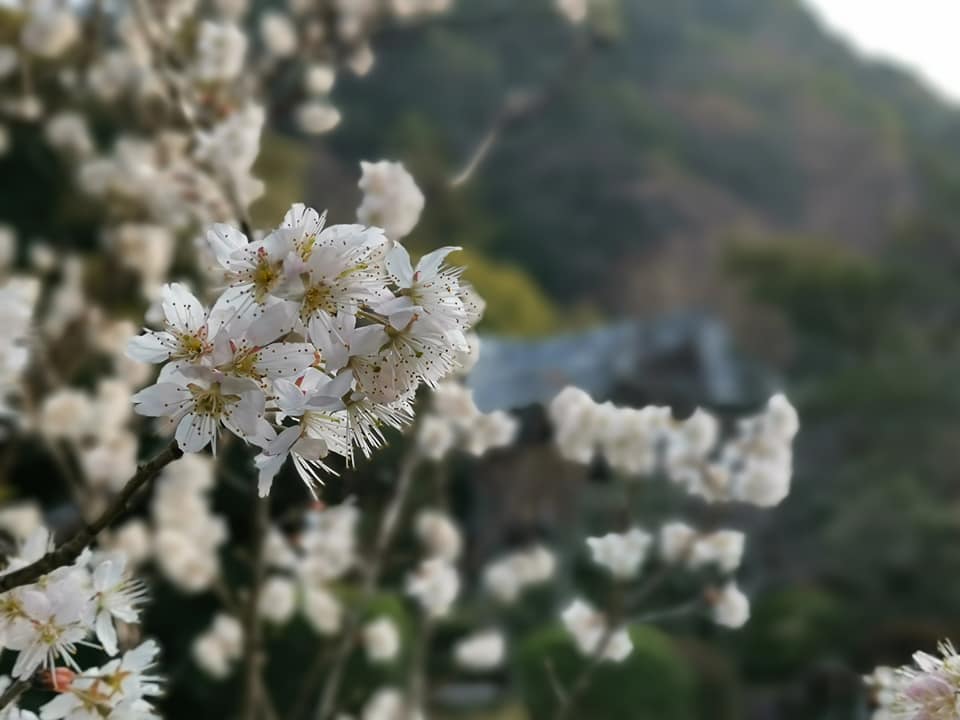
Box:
467;314;776;414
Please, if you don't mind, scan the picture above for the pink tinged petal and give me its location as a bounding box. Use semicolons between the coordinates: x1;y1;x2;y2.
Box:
416;246;462;279
126;332;174;363
161;282;208;335
386;243;414;285
175;412;216;453
96;611;119;656
207;223;249;265
131;383;192;417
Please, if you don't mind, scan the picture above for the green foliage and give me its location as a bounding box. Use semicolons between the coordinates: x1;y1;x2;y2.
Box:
250;131;311;227
515;623;697;720
734;588;850;682
726;237;901;352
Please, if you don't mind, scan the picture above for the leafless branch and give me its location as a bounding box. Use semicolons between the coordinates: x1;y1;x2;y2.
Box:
0;440;182;595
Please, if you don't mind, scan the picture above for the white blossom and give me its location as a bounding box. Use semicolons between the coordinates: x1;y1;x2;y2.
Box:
561;598;632;663
357;161;425;241
709;583;750;629
406;558;459;618
586;527;653;580
453;629;505;671
363;617;400;662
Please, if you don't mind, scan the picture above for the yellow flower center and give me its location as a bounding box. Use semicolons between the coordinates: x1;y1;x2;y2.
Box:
188;383;240;417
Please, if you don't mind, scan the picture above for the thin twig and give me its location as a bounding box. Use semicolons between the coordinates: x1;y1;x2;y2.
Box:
544;658;569;706
241;493;270;720
313;451;421;720
0;678;30;712
449;35;593;188
291;645;332;720
408;616;433;713
632;600;700;625
0;441;182;595
554;623;616;720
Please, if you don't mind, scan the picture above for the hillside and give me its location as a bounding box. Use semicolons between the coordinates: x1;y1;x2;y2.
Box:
318;0;960;324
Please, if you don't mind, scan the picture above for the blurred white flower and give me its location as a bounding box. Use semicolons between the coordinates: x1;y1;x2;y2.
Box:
586;527;653;580
260;11;297;58
406;558;459;618
45;112;94;157
21;1;80;59
555;0;588;25
357;161;425;241
363;617;401;663
296;102;341;134
709;582;750;629
689;530;745;573
483;545;556;604
658;522;697;564
258;576;297;625
194;22;247;82
414;510;462;561
193;614;243;679
305;64;336;95
302;586;342;635
39;389;95;442
453;629;505;671
561;598;632;662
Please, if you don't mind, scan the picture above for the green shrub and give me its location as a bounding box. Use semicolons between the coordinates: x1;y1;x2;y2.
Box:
515;623;697;720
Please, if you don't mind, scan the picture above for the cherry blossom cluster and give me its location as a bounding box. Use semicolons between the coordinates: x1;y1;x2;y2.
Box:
0;528;160;719
548;388;798;663
416;379;519;460
127;203;479;495
865;642;960;720
549;387;799;507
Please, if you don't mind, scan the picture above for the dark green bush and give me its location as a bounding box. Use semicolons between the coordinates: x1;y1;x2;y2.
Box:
515;623;697;720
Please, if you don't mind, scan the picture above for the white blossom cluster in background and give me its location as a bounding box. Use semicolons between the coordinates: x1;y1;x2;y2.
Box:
865;642;960;720
0;278;38;423
550;387;799;507
549;387;799;661
0;527;160;719
416;380;519;460
0;0;813;717
127;202;480;496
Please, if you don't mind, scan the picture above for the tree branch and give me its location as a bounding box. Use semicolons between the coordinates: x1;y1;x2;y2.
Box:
0;440;183;595
241;492;270;720
0;679;30;713
313;451;421;720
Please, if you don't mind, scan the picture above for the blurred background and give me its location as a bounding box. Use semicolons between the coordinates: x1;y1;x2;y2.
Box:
5;0;960;718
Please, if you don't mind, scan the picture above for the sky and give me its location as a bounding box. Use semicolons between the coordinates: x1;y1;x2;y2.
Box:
803;0;960;103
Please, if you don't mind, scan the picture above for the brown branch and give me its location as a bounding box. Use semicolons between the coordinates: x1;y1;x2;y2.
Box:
0;440;182;595
313;451;421;720
241;493;270;720
449;34;593;188
0;678;30;713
